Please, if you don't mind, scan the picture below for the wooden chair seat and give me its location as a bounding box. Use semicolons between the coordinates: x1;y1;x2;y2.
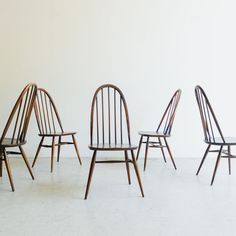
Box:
89;143;137;151
205;137;236;145
136;89;181;171
38;131;76;137
1;138;26;147
138;131;171;138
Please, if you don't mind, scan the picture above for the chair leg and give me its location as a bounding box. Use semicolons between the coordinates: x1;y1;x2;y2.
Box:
124;151;131;184
32;137;44;167
84;151;97;200
57;136;61;162
211;146;223;186
164;138;177;170
51;137;55;173
3;149;15;192
158;137;166;163
144;137;150;171
0;152;2;177
72;134;82;165
228;146;231;175
19;146;34;180
131;150;144;197
136;135;143;161
196;144;211;175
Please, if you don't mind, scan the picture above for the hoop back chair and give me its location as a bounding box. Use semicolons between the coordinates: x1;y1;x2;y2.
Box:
0;83;37;191
136;89;181;171
84;84;144;199
32;88;82;173
195;85;236;185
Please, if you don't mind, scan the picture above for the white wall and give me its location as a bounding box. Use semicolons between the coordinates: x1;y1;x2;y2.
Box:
1;0;236;158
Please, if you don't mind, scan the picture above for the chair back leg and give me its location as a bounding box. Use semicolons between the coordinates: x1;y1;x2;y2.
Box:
124;151;131;184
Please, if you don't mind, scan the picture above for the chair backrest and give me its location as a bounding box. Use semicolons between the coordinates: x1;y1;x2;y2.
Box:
34;88;64;135
0;83;37;145
90;84;131;146
195;85;225;143
156;89;181;135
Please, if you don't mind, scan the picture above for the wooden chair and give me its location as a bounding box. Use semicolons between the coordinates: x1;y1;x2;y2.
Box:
0;83;37;191
195;85;236;185
84;84;144;199
136;89;181;171
32;88;82;173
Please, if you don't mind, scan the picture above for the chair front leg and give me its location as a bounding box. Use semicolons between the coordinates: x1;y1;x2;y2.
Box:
144;137;150;171
136;135;143;161
32;136;44;167
0;150;2;177
211;146;223;185
19;146;34;180
3;149;15;192
164;137;177;170
196;144;211;175
131;150;144;197
124;150;131;184
158;137;166;163
228;145;231;175
51;137;55;173
84;150;97;200
57;136;61;162
72;134;82;165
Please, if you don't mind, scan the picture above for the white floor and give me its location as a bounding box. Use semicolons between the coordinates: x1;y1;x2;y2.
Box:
1;154;236;236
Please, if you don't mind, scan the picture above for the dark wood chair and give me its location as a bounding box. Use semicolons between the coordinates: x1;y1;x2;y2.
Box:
32;88;82;173
84;84;144;199
0;83;37;191
136;89;181;171
195;85;236;185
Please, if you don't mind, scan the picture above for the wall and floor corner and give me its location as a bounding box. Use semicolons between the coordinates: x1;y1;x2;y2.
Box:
1;0;236;160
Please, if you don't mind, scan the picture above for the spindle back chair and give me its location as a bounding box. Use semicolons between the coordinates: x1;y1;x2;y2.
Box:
84;84;144;199
0;83;37;191
32;88;82;173
136;89;181;171
195;85;236;185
